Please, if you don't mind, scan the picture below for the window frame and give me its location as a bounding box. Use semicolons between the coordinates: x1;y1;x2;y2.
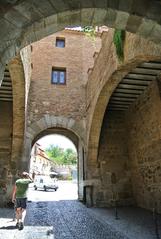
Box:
55;37;65;48
51;67;66;85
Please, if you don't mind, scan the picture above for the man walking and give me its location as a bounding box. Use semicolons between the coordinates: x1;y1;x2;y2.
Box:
12;171;33;230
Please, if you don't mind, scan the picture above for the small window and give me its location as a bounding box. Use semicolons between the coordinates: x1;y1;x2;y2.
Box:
56;37;65;48
51;68;66;85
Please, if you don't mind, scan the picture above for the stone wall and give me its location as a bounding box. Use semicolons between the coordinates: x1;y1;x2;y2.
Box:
95;78;161;212
125;80;161;213
95;80;161;212
0;101;13;206
96;110;133;207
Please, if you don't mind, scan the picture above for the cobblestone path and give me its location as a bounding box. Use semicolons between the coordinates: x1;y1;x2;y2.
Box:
26;200;127;239
0;200;127;239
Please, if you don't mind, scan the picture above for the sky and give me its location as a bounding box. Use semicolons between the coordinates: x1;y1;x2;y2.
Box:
37;134;76;152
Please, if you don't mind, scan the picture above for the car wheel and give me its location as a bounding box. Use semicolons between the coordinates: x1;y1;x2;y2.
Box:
44;186;47;191
34;186;37;190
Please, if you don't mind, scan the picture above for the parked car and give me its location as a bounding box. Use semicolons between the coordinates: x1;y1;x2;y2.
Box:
34;175;58;191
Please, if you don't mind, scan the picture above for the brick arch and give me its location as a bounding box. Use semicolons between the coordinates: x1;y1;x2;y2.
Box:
32;128;79;150
23;115;86;168
87;56;161;173
27;115;85;147
1;1;161;82
23;115;86;201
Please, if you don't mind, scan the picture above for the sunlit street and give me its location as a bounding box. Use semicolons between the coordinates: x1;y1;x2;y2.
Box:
28;180;78;202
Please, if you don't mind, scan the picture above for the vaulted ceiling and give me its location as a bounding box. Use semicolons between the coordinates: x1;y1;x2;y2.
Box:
0;66;12;102
108;61;161;111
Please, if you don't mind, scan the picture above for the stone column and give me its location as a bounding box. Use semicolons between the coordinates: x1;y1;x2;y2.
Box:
78;141;84;201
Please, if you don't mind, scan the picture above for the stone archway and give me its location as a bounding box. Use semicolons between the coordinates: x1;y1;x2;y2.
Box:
86;39;161;207
87;29;161;179
0;54;26;206
8;55;26;168
87;56;161;181
1;1;161;83
23;115;86;201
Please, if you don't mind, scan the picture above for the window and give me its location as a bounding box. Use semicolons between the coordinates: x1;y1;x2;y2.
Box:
56;37;65;48
51;68;66;85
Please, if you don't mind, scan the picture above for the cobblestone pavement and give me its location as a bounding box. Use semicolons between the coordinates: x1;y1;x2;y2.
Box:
1;182;161;239
1;200;161;239
0;200;127;239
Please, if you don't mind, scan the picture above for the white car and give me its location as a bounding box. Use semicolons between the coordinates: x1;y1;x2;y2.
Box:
34;175;58;191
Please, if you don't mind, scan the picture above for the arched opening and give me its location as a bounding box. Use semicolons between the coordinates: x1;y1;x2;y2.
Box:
0;55;26;206
23;123;86;203
28;133;78;201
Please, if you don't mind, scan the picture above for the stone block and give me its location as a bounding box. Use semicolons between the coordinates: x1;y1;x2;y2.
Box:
92;9;108;25
67;118;75;128
115;11;129;29
105;8;117;28
137;19;155;38
148;23;161;44
50;116;57;127
81;8;95;26
126;15;142;33
36;118;48;131
44;114;52;128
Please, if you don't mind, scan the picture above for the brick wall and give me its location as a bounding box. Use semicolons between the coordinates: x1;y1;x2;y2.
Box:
27;30;101;125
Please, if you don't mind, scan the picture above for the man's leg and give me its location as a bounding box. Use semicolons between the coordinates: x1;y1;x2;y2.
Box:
18;198;27;230
15;199;22;226
21;209;26;222
14;207;22;228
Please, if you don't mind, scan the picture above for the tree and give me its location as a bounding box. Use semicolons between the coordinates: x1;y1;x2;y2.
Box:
46;145;77;165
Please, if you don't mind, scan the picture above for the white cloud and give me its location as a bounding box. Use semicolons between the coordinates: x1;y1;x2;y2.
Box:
37;134;76;152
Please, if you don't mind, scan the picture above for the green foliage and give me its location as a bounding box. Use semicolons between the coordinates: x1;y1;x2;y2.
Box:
113;29;125;61
81;26;96;41
46;145;77;165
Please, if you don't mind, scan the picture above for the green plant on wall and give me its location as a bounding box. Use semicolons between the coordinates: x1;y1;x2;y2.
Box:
82;26;125;60
81;26;96;41
113;29;125;62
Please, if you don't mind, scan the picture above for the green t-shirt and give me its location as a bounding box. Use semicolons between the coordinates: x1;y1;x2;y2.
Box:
16;178;32;198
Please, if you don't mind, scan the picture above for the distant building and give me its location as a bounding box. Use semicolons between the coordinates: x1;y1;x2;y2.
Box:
30;143;56;177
